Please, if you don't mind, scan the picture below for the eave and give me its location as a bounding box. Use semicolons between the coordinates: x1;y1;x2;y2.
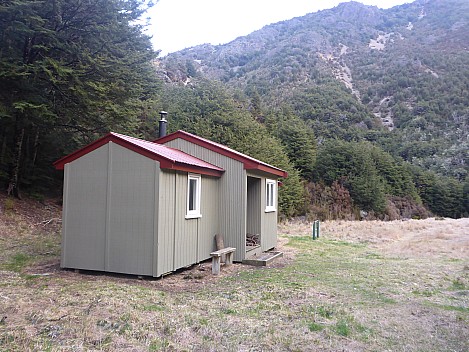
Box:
53;133;225;177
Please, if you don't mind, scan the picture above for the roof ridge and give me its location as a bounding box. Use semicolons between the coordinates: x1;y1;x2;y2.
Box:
111;132;163;146
156;130;287;177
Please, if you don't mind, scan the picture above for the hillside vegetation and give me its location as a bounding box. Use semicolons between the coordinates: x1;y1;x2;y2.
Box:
0;0;159;196
0;0;467;219
157;0;468;218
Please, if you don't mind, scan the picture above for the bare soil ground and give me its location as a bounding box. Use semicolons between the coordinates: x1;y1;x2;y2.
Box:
1;195;468;351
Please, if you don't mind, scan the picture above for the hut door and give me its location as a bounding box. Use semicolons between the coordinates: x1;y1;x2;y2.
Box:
246;177;261;250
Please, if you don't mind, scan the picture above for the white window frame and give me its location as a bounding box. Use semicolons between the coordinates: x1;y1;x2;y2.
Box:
265;179;276;212
186;174;202;219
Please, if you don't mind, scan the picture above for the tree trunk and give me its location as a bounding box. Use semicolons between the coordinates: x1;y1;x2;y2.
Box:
7;128;24;199
31;128;39;169
0;130;6;166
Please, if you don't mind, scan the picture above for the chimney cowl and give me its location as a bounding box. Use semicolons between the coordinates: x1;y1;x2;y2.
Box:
158;111;168;138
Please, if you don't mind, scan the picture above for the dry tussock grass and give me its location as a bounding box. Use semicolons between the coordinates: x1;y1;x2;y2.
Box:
1;196;468;351
279;217;469;259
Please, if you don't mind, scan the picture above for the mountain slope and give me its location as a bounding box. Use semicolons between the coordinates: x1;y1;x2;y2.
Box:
155;0;468;218
159;0;468;181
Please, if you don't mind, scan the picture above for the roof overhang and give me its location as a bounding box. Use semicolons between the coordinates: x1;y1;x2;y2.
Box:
53;133;225;177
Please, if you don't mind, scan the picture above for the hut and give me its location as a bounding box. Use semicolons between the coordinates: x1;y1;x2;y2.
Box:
54;131;287;277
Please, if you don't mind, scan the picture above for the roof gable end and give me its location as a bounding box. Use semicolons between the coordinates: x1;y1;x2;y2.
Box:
53;132;224;177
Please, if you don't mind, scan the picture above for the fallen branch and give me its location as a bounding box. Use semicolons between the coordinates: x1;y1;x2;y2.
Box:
48;314;68;322
36;218;62;226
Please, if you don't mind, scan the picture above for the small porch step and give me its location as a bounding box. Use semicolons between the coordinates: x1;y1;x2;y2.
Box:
246;245;262;257
242;251;283;267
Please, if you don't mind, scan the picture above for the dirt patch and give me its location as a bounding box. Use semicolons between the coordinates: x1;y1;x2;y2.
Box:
23;240;294;292
25;256;250;293
27;245;297;293
0;194;62;231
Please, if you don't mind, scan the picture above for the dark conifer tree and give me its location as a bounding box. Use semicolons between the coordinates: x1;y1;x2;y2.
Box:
0;0;159;196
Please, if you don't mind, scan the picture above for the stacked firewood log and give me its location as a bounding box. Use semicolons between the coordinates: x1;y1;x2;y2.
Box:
246;233;260;246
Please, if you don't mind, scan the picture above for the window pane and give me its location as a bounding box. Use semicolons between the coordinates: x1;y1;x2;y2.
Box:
266;180;275;211
267;184;272;206
271;184;273;206
271;184;274;205
271;184;274;206
189;179;196;211
272;184;274;205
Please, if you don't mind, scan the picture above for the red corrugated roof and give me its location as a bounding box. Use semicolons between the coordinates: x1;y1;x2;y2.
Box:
53;132;224;177
156;130;288;178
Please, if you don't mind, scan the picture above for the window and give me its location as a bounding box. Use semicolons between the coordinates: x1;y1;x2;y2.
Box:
186;174;201;218
265;179;276;212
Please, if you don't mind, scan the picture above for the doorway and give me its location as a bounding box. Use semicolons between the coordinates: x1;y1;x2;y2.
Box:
246;177;261;255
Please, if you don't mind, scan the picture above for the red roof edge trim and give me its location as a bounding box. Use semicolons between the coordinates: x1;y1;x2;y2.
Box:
250;164;288;178
163;163;224;177
54;134;162;170
156;130;288;178
53;133;224;177
53;133;115;170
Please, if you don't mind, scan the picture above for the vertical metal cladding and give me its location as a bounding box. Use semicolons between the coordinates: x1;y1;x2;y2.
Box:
198;176;220;261
173;171;198;268
106;143;155;276
61;163;69;267
163;139;247;261
152;161;160;276
156;170;176;276
156;170;219;273
62;143;159;275
260;175;279;251
62;144;109;271
262;211;278;250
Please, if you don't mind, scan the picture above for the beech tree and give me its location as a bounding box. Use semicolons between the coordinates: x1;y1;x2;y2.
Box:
314;140;420;214
265;107;316;180
0;0;159;196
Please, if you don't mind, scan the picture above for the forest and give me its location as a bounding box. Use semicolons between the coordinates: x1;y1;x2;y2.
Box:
1;0;468;219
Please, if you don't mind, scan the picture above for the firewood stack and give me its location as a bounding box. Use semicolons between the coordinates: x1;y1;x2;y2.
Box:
246;233;260;246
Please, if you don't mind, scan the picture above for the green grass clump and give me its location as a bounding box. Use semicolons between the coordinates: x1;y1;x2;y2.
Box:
143;304;164;312
430;303;469;313
335;319;351;336
450;278;466;290
221;308;237;315
308;322;325;332
317;305;334;319
4;253;31;272
412;289;437;297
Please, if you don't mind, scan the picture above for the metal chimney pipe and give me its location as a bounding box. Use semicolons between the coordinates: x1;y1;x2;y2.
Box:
158;111;167;138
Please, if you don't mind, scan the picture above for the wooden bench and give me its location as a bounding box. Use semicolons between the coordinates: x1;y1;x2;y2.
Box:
210;247;236;275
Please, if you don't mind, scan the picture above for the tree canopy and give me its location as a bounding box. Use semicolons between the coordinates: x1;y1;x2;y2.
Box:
1;0;467;220
0;0;159;196
147;79;305;217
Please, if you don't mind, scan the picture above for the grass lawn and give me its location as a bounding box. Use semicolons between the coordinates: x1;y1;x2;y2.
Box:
0;197;468;351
